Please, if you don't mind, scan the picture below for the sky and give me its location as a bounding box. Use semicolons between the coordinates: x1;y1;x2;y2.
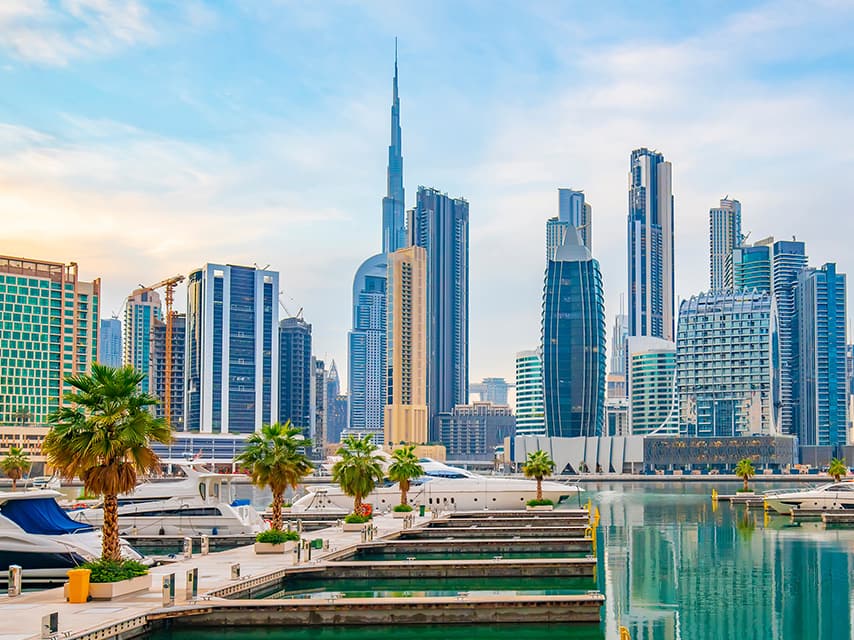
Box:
2;0;854;392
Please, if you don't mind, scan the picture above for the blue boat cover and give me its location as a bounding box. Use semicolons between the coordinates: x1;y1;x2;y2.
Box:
1;498;93;535
230;499;250;507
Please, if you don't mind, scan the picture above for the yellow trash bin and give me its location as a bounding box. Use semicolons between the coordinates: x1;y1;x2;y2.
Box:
66;568;91;603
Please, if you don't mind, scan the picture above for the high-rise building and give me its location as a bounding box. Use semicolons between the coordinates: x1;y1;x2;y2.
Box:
152;313;185;429
628;148;675;341
348;254;387;439
0;256;100;425
677;290;778;437
123;289;162;394
610;312;629;376
469;377;512;405
310;357;327;450
515;350;545;437
709;198;742;291
325;361;348;444
410;187;469;440
99;318;122;368
278;316;312;437
728;237;773;292
542;230;606;437
185;263;279;434
436;402;515;460
626;337;677;435
795;263;847;446
547;189;592;259
385;246;428;447
382;43;407;254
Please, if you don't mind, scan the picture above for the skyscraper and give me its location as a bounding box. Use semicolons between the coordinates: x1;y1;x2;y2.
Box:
310;357;327;450
547;188;593;259
325;361;348;444
469;377;512;405
610;312;629;376
795;263;847;446
123;289;162;394
626;337;677;436
381;41;407;254
542;230;606;437
515;350;545;437
152;313;185;429
279;316;312;437
185;263;279;434
709;198;742;291
728;237;773;292
410;187;470;440
385;245;428;447
99;318;122;368
0;256;100;425
628;148;675;340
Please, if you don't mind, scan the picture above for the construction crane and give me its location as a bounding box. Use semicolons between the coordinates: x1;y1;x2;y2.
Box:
134;275;185;426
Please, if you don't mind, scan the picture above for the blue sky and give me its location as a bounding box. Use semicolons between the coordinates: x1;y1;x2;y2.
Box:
3;0;854;390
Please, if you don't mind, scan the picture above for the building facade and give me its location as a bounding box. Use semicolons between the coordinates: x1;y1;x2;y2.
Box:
310;357;327;450
469;377;512;405
610;313;629;377
542;230;606;438
436;402;515;460
677;290;778;437
123;289;162;394
325;361;348;444
547;188;592;259
185;263;279;434
515;350;545;437
709;198;742;291
278;316;312;437
0;256;100;425
410;186;469;440
728;237;773;292
99;318;122;368
795;263;847;446
626;337;677;436
385;245;428;447
152;313;185;429
628;148;675;341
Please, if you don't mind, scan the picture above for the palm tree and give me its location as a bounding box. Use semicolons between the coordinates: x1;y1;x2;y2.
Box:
735;458;755;492
387;444;423;507
236;421;313;530
43;364;171;562
522;450;555;500
1;447;31;490
828;458;848;483
331;434;384;513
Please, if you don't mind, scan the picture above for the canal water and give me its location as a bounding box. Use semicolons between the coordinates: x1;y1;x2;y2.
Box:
147;480;854;640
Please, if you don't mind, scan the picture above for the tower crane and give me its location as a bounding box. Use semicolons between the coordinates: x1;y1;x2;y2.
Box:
133;275;185;426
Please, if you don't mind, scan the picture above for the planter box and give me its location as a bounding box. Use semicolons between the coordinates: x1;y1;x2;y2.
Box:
392;510;413;519
526;505;555;511
64;575;151;601
342;522;368;532
254;540;298;554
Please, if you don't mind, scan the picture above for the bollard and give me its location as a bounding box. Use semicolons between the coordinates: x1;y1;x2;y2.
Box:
297;518;303;534
41;613;58;640
183;536;193;560
306;540;312;562
323;539;329;551
185;567;198;601
230;563;240;580
360;527;367;543
201;535;210;556
293;544;300;565
162;573;175;607
8;564;22;597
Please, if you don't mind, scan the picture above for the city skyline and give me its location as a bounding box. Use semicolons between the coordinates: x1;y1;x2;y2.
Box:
3;3;854;388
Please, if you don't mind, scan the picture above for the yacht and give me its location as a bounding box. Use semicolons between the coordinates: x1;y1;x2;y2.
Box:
0;490;145;584
290;458;581;513
29;475;61;490
68;464;267;536
765;481;854;514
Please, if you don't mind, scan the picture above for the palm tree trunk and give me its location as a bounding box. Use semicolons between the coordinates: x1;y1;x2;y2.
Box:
354;495;361;512
271;492;284;531
537;477;543;501
11;477;17;491
743;477;749;492
400;480;408;506
102;494;121;562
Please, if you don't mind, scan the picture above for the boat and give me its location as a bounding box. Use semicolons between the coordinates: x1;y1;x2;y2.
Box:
29;475;61;490
67;464;267;536
290;458;581;513
0;489;146;584
764;481;854;514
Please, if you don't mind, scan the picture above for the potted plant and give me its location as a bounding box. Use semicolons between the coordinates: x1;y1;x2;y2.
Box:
523;450;556;511
235;421;313;553
45;365;172;600
388;444;423;518
254;528;301;554
735;458;756;493
1;446;31;490
828;458;848;482
332;434;384;531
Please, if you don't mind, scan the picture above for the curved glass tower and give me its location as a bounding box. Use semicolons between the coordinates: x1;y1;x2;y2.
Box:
542;229;606;437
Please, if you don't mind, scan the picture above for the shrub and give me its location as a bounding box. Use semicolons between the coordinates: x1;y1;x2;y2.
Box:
344;513;372;524
82;559;149;584
256;529;300;544
527;498;555;507
736;487;755;493
393;504;413;512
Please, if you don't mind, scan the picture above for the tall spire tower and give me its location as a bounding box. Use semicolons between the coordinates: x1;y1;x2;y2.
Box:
382;38;406;253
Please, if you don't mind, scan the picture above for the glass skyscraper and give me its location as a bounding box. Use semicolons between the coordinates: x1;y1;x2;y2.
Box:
99;317;122;368
515;350;545;437
542;230;606;437
709;198;742;291
185;263;279;434
547;188;592;259
627;336;677;436
728;237;773;292
795;263;847;446
123;289;162;394
628;148;675;341
381;43;406;255
411;186;470;441
279;316;312;438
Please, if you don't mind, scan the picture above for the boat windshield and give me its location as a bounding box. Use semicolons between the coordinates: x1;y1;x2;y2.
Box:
0;498;93;535
423;469;471;479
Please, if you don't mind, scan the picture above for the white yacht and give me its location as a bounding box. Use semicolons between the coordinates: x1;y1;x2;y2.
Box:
0;490;145;584
68;465;267;536
290;458;581;513
29;475;61;490
765;481;854;514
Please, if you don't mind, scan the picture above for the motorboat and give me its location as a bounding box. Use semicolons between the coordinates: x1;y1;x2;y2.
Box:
0;490;145;584
29;475;61;490
68;464;267;536
765;481;854;514
290;458;581;513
